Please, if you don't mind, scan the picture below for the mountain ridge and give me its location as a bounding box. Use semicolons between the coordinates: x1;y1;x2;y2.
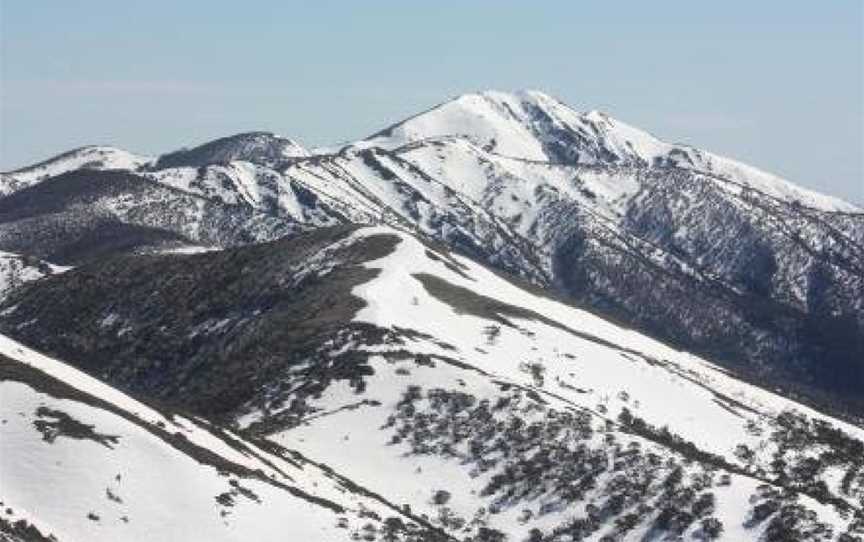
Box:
3;224;864;540
4;90;856;212
1;90;861;415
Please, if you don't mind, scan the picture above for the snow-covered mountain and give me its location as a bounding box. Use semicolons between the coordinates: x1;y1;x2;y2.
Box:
363;90;856;212
1;89;862;540
0;331;448;542
0;169;303;265
3;90;859;410
0;146;152;197
2;225;862;541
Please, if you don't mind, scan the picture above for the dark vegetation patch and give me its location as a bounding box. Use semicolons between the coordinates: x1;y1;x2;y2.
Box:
153;132;295;170
419;256;864;427
0;169;297;265
360;150;397;180
40;221;190;267
383;382;864;540
0;516;58;542
552;170;864;419
617;408;739;474
0;226;399;420
619;407;859;513
745;485;838;542
215;478;262;517
105;487;122;504
241;325;473;435
763;411;864;510
423;249;473;281
391;326;457;351
413;272;575;331
32;406;119;448
412;272;639;354
383;385;731;541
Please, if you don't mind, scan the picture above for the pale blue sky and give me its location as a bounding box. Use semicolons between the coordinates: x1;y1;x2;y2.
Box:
1;1;862;203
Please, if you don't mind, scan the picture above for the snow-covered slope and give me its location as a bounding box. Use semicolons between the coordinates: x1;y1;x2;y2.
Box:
256;227;864;541
3;225;862;541
365;90;856;213
0;146;152;197
0;332;450;542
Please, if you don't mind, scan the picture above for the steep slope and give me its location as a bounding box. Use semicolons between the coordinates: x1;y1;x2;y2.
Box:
2;226;863;540
143;146;547;281
390;136;864;409
280;148;547;281
365;90;856;213
143;159;339;221
0;333;450;542
271;226;864;541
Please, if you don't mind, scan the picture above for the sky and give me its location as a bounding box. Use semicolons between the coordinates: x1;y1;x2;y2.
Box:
1;1;862;203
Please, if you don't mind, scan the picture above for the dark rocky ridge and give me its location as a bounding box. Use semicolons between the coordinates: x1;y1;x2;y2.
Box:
153;132;306;170
0;225;398;418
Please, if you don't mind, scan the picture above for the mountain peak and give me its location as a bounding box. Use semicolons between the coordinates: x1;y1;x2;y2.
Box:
455;88;549;102
358;91;858;211
363;88;672;166
154;131;309;169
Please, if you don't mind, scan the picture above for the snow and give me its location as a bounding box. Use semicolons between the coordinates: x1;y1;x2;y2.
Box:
395;136;641;234
365;90;858;213
0;379;356;542
268;226;861;539
349;229;805;452
2;89;857;218
0;331;448;541
154;245;220;255
0;146;152;196
692;151;860;212
2;90;861;539
263;227;855;460
0;251;69;301
364;91;550;160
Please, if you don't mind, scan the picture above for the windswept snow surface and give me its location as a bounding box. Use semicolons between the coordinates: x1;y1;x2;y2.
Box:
267;227;864;541
353;228;864;443
0;333;445;542
366;90;857;213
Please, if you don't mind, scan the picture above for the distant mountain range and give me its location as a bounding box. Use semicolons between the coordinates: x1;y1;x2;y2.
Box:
1;91;862;541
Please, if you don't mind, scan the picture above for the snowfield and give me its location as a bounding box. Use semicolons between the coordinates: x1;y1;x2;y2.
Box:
0;333;451;542
2;225;863;541
255;227;864;541
0;146;152;196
